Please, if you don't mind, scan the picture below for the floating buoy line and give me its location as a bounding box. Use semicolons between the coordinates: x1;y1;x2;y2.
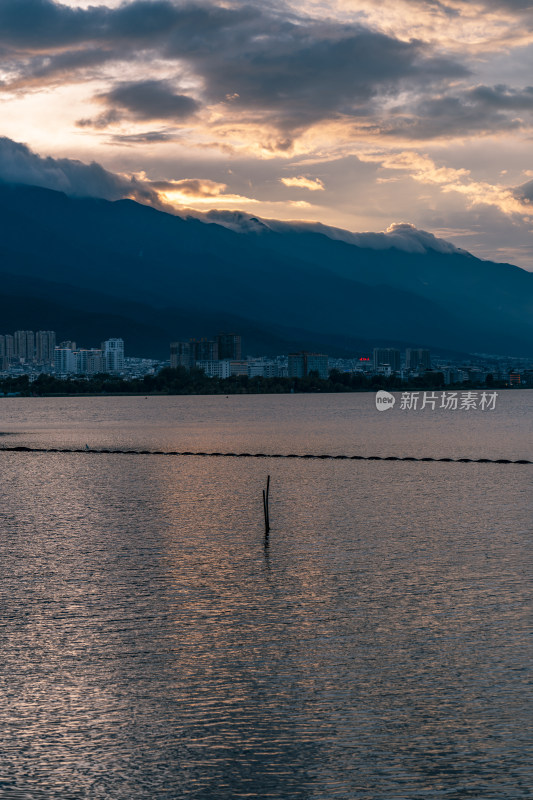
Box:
0;446;530;464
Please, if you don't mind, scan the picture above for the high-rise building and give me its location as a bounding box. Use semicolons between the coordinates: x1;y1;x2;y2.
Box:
170;341;192;369
305;354;329;379
27;330;35;362
4;335;14;362
77;349;103;375
190;338;219;362
288;352;329;379
373;347;400;372
87;350;103;375
36;331;56;365
54;347;76;375
288;353;305;378
14;330;35;362
406;348;431;371
14;331;26;361
216;333;241;361
102;338;125;373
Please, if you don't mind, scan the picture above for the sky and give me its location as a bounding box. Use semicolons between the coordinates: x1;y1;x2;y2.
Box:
1;0;533;268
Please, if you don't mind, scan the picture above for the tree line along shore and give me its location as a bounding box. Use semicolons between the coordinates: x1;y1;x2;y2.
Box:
0;366;514;397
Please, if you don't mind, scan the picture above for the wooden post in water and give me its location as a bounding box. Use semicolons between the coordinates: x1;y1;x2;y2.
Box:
263;475;270;536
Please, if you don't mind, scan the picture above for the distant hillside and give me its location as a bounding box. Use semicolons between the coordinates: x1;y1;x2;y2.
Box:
0;181;531;356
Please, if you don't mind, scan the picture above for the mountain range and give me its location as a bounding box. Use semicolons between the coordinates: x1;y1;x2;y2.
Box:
0;181;531;358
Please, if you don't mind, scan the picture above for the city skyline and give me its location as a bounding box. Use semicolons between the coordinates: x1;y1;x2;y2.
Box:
0;330;126;374
0;326;530;387
1;1;533;268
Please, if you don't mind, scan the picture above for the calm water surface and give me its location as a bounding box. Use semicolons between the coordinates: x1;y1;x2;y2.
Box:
0;393;531;799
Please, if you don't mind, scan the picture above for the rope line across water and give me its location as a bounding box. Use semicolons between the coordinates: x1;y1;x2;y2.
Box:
0;446;530;464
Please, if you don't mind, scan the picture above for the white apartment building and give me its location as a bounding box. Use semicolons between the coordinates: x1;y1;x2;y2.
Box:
54;347;77;375
196;359;231;378
247;359;280;378
102;338;125;374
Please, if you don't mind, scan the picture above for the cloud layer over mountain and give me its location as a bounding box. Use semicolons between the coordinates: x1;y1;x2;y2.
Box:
0;136;161;206
1;0;533;267
0;136;469;255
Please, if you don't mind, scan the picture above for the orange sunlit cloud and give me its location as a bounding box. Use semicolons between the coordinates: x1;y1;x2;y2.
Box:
280;176;325;191
1;0;533;266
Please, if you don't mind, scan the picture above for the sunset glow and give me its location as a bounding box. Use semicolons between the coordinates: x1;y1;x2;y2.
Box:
1;0;533;266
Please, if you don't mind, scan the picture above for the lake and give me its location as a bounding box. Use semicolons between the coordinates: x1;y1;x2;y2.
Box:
0;392;531;799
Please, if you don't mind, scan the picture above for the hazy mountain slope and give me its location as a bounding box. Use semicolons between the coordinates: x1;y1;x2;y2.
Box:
0;271;390;358
0;181;531;355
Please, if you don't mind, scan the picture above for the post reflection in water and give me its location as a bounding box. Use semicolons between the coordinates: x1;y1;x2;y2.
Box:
0;393;530;799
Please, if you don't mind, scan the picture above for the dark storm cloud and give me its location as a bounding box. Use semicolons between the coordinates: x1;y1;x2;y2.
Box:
109;130;180;144
188;28;465;130
77;109;123;129
106;0;190;39
15;47;118;86
468;84;533;109
76;79;198;129
0;0;526;56
0;0;180;49
513;178;533;203
384;84;533;138
100;80;199;120
0;0;466;135
0;0;108;48
159;14;468;131
0;0;254;50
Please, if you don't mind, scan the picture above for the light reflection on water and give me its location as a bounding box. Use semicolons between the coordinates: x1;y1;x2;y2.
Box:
0;390;531;459
0;395;531;799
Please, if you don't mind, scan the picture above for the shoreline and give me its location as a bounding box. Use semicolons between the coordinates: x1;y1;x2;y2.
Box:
0;386;529;399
